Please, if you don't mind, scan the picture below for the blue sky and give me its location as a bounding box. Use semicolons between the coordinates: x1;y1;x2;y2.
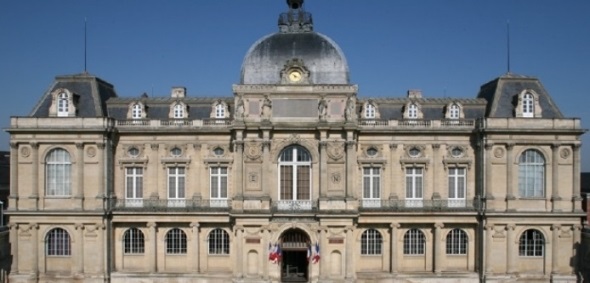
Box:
0;0;589;170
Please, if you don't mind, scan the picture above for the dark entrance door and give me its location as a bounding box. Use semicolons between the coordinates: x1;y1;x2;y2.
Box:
281;250;308;282
280;229;309;282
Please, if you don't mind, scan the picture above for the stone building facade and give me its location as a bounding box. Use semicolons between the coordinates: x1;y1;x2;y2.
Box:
5;1;586;282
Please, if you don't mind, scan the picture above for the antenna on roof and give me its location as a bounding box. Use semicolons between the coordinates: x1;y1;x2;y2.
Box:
506;20;511;74
84;17;88;73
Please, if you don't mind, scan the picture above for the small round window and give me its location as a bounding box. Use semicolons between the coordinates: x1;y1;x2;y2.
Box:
170;147;182;157
213;147;224;156
451;147;464;158
408;147;421;157
366;147;378;157
127;147;140;157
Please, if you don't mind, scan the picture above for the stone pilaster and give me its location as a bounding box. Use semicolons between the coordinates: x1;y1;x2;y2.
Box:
390;223;399;274
235;225;244;278
76;143;85;209
345;140;356;199
345;225;355;279
30;223;39;277
75;223;85;274
319;227;327;279
319;140;328;198
147;222;157;272
572;144;582;211
551;144;561;208
9;142;18;209
551;224;560;274
234;141;244;199
505;143;515;202
485;224;494;273
506;224;516;274
431;144;440;200
97;142;106;200
30;142;39;209
434;222;444;274
573;225;582;274
9;223;18;273
484;143;494;202
190;222;200;273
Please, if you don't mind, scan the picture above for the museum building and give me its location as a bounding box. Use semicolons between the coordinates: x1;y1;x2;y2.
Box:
5;1;586;282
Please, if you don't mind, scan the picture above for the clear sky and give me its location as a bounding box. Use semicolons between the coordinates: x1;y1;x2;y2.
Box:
0;0;589;170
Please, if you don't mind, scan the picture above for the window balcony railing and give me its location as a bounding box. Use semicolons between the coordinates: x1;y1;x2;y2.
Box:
273;200;316;212
110;198;231;212
358;119;476;129
359;199;481;212
115;118;233;128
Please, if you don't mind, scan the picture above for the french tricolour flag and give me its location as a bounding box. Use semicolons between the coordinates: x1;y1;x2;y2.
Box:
312;242;320;264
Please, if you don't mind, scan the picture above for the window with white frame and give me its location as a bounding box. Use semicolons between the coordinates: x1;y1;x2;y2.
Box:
449;103;460;119
166;228;187;254
446;228;468;255
173;103;184;119
46;228;71;256
362;167;380;207
405;167;423;207
46;148;72;196
361;229;382;255
364;103;375;119
518;149;545;197
448;167;466;207
208;228;230;255
519;229;544;257
57;92;69;117
168;167;186;203
132;103;142;119
279;145;311;202
125;167;143;206
210;167;228;207
403;229;425;255
123;228;145;254
408;104;418;119
215;103;225;119
522;93;534;118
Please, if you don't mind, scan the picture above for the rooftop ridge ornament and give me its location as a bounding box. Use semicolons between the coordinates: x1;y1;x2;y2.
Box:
279;0;313;33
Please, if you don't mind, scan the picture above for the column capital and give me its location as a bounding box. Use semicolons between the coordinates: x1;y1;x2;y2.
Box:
9;142;18;149
484;143;494;150
152;143;161;150
389;143;398;149
572;224;583;231
551;224;561;230
434;222;444;229
95;223;106;230
485;224;494;231
30;141;39;149
75;142;84;149
146;222;157;228
505;143;515;150
505;224;516;230
8;223;18;230
572;143;582;151
432;144;441;149
96;142;106;150
190;222;200;228
345;141;356;149
551;143;561;150
75;223;85;230
319;141;328;148
29;223;39;230
390;223;400;229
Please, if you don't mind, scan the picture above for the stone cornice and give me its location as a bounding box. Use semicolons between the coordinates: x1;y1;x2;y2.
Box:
232;84;358;94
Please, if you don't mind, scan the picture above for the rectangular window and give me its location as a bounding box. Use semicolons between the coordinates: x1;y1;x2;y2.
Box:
125;167;143;207
448;167;466;207
168;167;185;207
405;167;423;207
362;167;381;207
210;167;228;207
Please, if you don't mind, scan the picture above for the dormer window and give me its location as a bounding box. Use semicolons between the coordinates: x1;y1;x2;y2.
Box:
362;101;379;119
515;90;542;118
174;104;184;119
408;104;418;119
522;93;534;118
445;102;464;120
132;104;142;119
449;104;460;119
57;92;69;117
215;104;225;118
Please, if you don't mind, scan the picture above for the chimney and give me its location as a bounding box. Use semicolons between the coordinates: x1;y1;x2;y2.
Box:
407;89;422;99
171;87;186;98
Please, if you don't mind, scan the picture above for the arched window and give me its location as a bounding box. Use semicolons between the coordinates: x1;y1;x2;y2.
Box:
408;104;418;119
46;148;72;196
449;103;460;119
173;104;184;119
523;93;534;118
46;228;71;256
361;229;382;255
364;104;375;119
166;228;187;254
208;228;230;255
403;229;425;255
123;228;145;254
278;145;311;201
57;92;69;117
518;149;545;197
446;228;468;255
132;103;142;119
215;103;225;119
519;229;544;257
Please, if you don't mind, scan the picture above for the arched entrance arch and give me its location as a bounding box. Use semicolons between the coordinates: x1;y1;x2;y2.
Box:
279;228;310;282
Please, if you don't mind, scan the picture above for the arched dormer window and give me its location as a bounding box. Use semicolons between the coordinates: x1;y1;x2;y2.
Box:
169;102;188;119
277;145;312;210
127;102;147;120
362;100;380;119
211;100;229;119
445;102;464;120
50;88;77;117
403;102;422;119
515;90;542;118
215;104;225;118
58;92;69;117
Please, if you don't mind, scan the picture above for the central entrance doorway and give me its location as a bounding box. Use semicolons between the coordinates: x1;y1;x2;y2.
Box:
280;229;309;282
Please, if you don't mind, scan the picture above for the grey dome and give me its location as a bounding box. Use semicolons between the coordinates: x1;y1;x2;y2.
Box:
240;31;350;85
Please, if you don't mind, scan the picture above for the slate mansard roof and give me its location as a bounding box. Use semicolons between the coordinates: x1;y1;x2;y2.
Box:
359;97;488;120
106;97;234;120
30;73;118;118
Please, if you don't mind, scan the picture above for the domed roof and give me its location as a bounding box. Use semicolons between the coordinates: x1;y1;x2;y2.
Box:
240;1;349;85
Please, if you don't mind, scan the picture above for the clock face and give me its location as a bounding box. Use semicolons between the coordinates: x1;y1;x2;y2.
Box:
288;70;302;82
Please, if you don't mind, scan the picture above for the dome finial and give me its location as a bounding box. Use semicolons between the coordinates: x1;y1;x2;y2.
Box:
287;0;304;10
